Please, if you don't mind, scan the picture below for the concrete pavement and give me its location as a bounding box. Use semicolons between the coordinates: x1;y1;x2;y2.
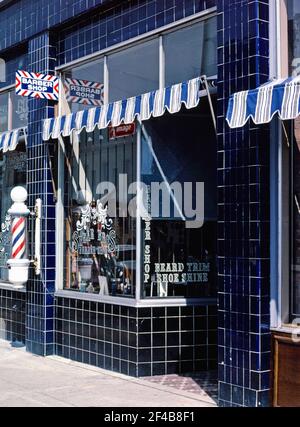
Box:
0;340;217;407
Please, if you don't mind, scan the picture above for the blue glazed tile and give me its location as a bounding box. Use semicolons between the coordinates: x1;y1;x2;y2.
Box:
217;0;270;407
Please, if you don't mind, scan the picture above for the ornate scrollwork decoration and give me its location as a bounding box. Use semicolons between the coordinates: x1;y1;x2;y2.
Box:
76;204;92;232
91;200;108;226
1;214;11;233
76;201;109;232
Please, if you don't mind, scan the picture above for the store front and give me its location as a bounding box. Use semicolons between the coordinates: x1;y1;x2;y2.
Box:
37;12;219;376
0;81;28;343
224;0;300;407
0;0;277;406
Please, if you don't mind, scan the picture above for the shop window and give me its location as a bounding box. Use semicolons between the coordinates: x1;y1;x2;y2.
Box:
140;103;217;299
291;122;300;317
0;92;8;132
0;145;27;281
66;58;104;113
164;17;217;87
63;15;217;109
108;38;159;103
64;128;137;297
284;0;300;320
0;90;28;132
11;90;28;129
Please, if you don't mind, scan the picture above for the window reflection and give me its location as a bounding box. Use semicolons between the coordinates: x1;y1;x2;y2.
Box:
164;17;217;86
108;39;159;102
0;145;27;281
64;129;137;297
0;93;8;132
141;103;217;299
11;91;28;129
66;58;104;113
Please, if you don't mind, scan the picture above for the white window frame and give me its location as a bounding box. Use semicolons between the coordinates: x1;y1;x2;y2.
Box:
270;0;295;329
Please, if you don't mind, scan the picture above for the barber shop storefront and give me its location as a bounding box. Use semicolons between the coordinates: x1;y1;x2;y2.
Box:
0;0;220;383
2;0;292;407
48;12;218;377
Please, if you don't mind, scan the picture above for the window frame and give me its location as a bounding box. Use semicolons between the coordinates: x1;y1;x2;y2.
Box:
57;9;217;100
55;9;218;307
0;83;28;132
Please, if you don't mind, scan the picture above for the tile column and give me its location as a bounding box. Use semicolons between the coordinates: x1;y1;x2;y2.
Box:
26;32;57;356
217;0;271;407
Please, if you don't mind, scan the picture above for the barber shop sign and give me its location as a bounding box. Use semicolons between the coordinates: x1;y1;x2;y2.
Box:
16;70;59;100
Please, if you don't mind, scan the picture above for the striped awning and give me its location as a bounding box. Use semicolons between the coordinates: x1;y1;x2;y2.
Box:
226;76;300;129
0;127;27;152
42;77;204;140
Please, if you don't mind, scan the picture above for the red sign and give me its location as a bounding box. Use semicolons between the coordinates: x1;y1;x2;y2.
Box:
109;123;136;139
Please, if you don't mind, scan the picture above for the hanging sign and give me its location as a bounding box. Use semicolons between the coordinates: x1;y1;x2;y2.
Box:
109;123;136;140
64;78;104;106
16;70;59;100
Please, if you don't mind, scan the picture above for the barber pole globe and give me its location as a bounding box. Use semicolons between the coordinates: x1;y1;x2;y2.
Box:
12;216;26;259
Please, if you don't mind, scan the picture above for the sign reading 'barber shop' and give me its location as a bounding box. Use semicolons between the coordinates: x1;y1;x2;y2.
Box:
16;70;60;101
64;78;104;106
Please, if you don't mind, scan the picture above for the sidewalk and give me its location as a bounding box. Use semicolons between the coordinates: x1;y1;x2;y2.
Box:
0;340;217;407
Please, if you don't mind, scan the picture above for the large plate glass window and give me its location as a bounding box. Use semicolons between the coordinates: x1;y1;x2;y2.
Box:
11;90;29;129
0;92;8;132
108;38;159;103
286;0;300;318
65;58;105;113
140;102;217;299
164;17;217;87
64;128;137;297
0;144;27;281
0;89;28;132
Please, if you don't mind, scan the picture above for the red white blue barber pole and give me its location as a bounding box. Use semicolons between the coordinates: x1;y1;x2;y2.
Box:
7;187;30;287
12;217;26;259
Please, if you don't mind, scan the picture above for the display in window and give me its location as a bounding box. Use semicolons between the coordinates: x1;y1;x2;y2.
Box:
69;198;134;296
141;103;217;299
0;149;27;281
64;128;137;297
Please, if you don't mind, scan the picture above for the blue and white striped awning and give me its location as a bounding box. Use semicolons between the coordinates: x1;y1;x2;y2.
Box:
0;127;27;152
226;76;300;128
42;77;203;140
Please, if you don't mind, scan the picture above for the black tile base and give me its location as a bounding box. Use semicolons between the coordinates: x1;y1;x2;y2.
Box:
55;297;217;377
0;289;26;344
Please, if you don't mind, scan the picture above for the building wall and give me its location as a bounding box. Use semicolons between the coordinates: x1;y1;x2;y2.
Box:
0;0;115;51
0;0;218;374
217;0;271;407
0;0;275;407
56;297;217;376
57;0;216;64
0;288;25;343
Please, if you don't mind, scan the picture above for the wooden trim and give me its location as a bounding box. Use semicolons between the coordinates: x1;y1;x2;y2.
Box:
273;338;279;407
272;331;300;407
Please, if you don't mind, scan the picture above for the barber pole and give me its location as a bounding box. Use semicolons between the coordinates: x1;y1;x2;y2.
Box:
7;187;30;287
11;217;26;259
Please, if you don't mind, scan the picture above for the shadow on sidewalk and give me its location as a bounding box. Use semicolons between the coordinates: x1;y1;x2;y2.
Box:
141;371;218;404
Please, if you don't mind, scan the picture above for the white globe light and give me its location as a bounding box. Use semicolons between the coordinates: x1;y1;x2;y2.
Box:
10;186;28;203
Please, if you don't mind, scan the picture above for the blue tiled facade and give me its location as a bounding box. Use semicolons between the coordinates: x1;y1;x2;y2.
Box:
0;0;273;407
217;0;270;407
26;32;57;356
